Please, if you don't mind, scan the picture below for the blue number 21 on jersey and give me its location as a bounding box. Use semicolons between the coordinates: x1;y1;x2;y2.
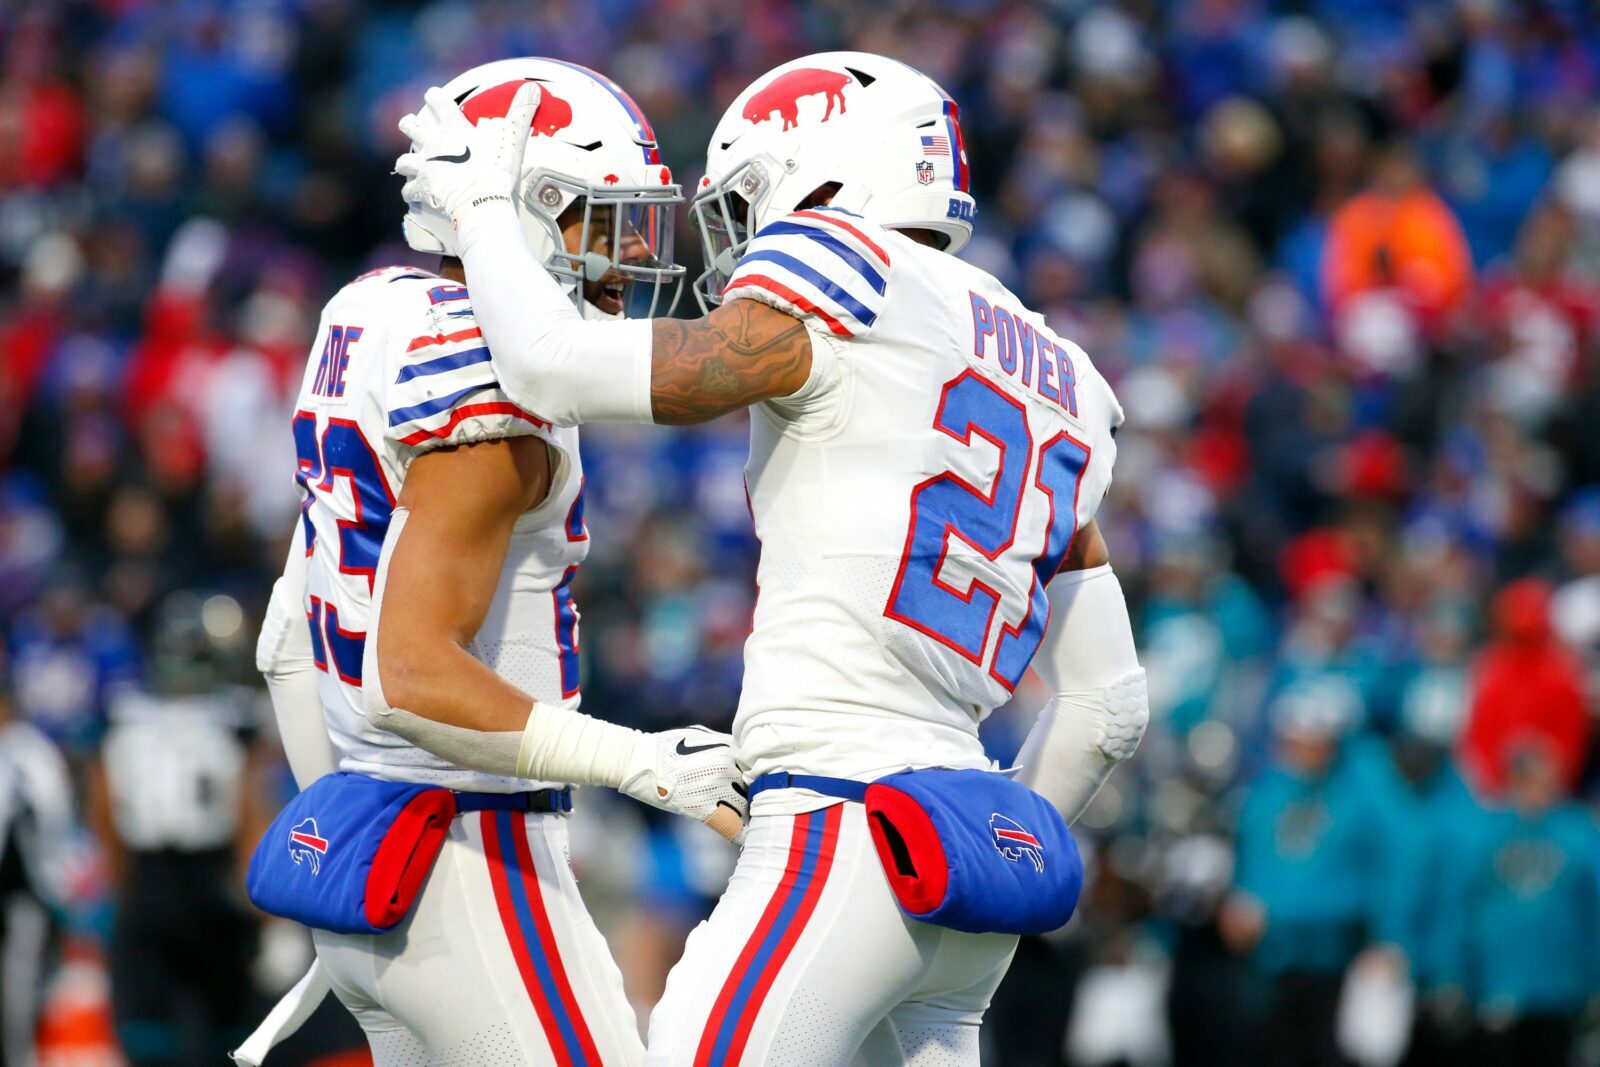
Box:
885;370;1091;691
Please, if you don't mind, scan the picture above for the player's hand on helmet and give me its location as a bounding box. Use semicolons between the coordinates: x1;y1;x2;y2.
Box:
394;82;540;228
619;726;749;829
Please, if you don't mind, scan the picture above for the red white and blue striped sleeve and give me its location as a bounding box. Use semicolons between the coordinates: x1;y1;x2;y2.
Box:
384;297;553;455
721;207;892;339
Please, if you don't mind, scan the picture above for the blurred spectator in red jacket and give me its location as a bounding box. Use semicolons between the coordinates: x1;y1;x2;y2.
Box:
1459;578;1591;797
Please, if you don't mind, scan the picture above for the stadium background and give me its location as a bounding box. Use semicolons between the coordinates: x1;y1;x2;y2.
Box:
0;0;1597;1064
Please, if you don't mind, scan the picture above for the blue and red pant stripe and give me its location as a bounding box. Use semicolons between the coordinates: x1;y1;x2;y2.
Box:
694;805;843;1067
482;810;602;1067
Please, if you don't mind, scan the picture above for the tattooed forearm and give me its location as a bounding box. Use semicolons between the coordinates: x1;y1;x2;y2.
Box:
650;300;813;424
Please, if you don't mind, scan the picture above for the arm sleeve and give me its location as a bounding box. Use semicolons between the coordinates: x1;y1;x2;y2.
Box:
1014;564;1148;823
452;203;656;426
722;208;891;340
256;522;339;788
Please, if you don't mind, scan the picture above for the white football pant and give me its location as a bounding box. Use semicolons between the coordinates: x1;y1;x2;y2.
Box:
313;809;642;1066
646;801;1018;1067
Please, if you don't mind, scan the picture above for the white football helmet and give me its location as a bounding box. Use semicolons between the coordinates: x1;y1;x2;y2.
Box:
691;51;976;309
403;57;684;318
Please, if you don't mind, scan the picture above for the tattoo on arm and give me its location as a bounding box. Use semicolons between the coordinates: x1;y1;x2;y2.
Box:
650;300;813;425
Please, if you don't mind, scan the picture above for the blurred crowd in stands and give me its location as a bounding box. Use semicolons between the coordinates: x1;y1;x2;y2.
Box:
0;0;1598;1064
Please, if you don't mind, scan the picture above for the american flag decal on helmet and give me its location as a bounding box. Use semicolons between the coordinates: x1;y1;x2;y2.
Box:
990;813;1044;872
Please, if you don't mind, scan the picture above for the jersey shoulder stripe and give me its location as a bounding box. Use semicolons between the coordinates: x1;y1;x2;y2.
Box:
737;249;878;324
407;326;482;352
791;208;891;267
730;274;852;337
395;345;491;384
379;283;553;454
387;381;493;428
722;209;893;340
397;401;548;447
753;223;887;294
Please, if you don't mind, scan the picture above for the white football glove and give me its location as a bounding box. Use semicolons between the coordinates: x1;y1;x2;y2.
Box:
620;726;748;826
394;82;540;229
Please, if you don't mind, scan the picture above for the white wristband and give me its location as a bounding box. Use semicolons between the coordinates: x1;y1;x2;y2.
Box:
515;701;641;787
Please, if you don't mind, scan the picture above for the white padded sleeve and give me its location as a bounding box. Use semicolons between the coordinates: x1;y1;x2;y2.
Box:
256;523;339;788
453;201;655;426
1015;564;1148;823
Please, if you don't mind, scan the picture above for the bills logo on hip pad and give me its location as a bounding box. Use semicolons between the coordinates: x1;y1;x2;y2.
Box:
288;818;329;875
990;814;1044;872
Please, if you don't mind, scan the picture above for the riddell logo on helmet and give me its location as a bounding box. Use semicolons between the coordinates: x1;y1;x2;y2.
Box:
462;80;573;137
742;68;852;131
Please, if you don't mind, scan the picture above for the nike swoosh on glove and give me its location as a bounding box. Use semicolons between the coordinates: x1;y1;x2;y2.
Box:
619;726;749;825
394;82;540;227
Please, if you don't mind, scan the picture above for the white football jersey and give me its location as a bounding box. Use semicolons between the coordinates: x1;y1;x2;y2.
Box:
724;208;1122;786
292;266;588;792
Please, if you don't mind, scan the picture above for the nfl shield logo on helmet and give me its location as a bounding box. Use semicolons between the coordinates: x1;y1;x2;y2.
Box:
288;817;330;875
915;160;935;186
990;813;1044;872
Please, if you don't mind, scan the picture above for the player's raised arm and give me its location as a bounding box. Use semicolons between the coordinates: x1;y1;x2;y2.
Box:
396;87;818;428
1013;519;1150;823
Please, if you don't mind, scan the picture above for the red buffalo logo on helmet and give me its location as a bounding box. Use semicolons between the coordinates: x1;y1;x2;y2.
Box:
462;80;574;137
742;68;852;131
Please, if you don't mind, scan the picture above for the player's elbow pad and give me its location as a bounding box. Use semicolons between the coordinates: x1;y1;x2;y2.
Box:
1016;670;1148;825
1015;564;1148;823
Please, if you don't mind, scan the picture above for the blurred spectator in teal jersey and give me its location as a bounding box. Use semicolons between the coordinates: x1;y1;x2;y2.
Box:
1435;743;1600;1066
1223;678;1397;1067
1385;684;1479;1067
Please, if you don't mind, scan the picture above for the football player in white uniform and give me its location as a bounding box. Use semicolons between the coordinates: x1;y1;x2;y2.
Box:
253;58;746;1066
393;52;1148;1066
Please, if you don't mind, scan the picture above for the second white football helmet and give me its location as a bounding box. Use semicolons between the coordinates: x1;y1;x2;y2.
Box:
403;57;683;317
691;51;977;309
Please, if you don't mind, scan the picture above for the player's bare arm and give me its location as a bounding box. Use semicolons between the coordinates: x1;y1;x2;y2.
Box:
649;299;812;425
1059;517;1110;573
375;436;552;735
367;435;746;829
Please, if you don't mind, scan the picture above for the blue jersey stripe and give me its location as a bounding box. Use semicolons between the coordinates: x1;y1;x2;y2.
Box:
387;383;493;427
735;250;878;327
754;223;886;295
395;346;492;384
